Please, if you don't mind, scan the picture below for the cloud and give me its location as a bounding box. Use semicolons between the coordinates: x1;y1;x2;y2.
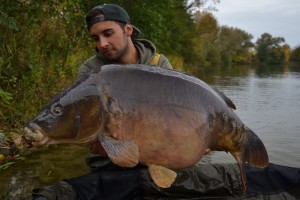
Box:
213;0;300;48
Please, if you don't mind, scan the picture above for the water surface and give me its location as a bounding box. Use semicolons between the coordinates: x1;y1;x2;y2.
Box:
0;145;89;199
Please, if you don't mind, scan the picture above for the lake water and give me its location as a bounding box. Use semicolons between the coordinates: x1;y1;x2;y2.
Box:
1;63;300;199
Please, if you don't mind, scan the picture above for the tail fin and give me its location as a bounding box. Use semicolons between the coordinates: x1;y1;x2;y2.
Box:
242;128;269;167
231;127;269;192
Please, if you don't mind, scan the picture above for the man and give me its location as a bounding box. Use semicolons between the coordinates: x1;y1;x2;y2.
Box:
79;2;173;176
33;4;172;199
78;3;172;80
33;4;300;200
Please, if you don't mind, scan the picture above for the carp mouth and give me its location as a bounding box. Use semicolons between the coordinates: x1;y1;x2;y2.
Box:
23;124;51;147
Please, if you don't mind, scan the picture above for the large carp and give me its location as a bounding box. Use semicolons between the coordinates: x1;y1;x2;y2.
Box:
23;64;268;191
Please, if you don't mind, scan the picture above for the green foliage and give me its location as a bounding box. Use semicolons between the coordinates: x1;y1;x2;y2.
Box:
0;0;92;128
255;33;290;64
187;11;221;74
124;1;196;55
0;89;12;105
290;45;300;62
217;26;254;64
190;14;254;72
194;11;219;41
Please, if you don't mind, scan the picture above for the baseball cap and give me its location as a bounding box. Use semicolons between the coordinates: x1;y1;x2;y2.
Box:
86;4;141;38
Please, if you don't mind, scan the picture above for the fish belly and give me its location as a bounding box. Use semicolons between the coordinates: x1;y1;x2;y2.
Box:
105;100;210;169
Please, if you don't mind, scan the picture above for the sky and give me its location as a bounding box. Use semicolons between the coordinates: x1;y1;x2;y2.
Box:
212;0;300;48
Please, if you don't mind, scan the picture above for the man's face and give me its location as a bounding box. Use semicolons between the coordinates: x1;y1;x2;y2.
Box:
89;20;132;62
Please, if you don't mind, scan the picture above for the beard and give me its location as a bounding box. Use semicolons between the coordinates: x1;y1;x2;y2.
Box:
105;36;129;63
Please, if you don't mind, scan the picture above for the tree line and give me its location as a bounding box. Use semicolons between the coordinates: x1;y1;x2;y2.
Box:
0;0;299;131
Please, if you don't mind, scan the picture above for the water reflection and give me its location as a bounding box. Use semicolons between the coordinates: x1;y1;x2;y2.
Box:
0;145;89;199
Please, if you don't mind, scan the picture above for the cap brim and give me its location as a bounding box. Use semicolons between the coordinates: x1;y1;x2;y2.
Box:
132;25;141;39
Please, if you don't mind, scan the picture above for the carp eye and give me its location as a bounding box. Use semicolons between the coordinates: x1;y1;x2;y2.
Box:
51;103;63;116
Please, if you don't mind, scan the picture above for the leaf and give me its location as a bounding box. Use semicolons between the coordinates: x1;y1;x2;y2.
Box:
0;88;13;105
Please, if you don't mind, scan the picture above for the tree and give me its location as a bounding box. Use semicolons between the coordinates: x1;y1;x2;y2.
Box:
187;0;220;12
290;45;300;62
255;33;289;64
194;11;219;41
189;11;221;72
217;26;254;64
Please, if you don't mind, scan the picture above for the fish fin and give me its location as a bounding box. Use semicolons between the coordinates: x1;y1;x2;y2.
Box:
242;128;269;168
211;85;236;109
99;135;139;167
231;128;269;192
148;164;177;188
231;152;247;192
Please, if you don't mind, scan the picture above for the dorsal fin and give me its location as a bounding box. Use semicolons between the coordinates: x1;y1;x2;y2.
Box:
210;86;236;110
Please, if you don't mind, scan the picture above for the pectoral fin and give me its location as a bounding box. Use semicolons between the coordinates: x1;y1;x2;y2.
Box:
99;135;139;167
148;164;177;188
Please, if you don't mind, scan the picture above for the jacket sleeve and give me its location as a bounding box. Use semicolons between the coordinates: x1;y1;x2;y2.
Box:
157;54;173;69
78;55;105;79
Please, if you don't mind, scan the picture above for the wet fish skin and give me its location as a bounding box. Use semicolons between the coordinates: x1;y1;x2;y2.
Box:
24;77;103;146
23;64;269;190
